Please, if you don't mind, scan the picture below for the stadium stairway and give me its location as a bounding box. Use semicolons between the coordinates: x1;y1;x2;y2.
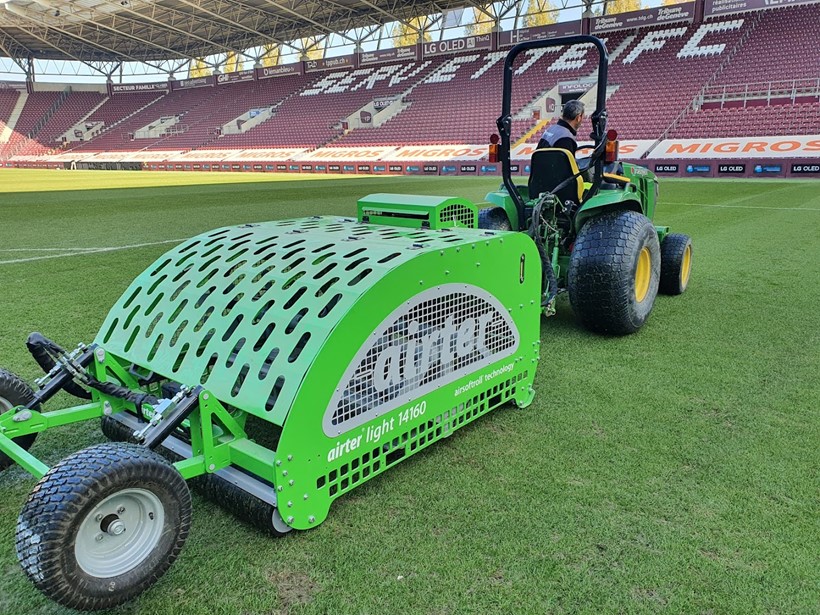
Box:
1;91;65;159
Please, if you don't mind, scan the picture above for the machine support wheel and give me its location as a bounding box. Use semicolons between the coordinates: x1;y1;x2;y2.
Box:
568;210;661;334
0;369;40;472
659;233;693;295
15;442;191;611
477;207;512;231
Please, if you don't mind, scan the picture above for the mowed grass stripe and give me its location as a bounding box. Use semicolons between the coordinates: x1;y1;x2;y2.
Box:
0;170;817;615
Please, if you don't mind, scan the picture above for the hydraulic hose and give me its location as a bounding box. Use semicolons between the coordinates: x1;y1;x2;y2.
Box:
26;333;157;414
84;379;157;418
528;196;559;308
26;332;92;400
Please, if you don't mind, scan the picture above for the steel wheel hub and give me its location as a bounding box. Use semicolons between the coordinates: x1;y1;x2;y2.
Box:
75;488;165;578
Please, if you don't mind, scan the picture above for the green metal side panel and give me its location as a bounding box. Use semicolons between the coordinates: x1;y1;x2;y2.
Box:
96;217;500;426
358;193;478;229
273;231;542;529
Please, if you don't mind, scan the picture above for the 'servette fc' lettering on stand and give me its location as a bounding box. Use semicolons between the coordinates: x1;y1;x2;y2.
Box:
323;284;519;436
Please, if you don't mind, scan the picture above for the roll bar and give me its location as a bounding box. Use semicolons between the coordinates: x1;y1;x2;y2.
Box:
496;35;609;225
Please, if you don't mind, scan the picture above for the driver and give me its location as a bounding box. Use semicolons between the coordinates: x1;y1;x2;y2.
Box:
536;100;585;155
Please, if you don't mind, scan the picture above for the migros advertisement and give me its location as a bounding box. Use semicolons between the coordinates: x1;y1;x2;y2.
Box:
653;136;820;159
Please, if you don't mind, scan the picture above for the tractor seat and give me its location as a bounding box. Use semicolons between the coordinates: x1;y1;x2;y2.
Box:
528;148;585;206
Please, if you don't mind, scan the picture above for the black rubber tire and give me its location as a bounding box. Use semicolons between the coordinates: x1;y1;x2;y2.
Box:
659;233;693;295
568;210;661;335
0;369;40;472
477;207;512;231
16;442;191;611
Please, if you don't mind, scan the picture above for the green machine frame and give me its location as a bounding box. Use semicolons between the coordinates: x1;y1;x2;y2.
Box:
1;206;540;533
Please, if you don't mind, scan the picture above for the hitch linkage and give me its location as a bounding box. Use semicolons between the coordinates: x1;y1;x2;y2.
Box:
133;385;203;450
27;342;95;409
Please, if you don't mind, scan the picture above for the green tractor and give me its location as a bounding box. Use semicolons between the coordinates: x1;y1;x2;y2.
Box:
483;34;692;334
0;36;690;611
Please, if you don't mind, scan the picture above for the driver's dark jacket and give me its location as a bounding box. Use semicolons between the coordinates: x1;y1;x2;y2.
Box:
536;119;578;155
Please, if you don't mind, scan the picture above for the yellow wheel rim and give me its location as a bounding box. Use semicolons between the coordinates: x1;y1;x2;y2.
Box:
680;244;692;288
635;247;651;303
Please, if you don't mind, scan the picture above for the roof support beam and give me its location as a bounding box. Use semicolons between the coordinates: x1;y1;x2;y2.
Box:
0;28;36;60
1;10;112;67
172;0;287;48
114;3;237;57
3;5;143;63
259;0;355;43
0;0;500;66
357;0;418;31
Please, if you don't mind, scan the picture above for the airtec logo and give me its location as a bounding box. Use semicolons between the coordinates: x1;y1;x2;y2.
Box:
324;284;519;436
371;313;498;393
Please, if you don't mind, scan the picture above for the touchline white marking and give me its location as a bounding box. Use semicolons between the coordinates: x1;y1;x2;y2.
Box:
0;247;103;252
0;238;188;265
664;202;820;212
695;204;820;212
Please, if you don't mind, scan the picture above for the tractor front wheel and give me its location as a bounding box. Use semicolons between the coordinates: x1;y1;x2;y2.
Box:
16;442;191;611
477;207;512;231
0;369;40;472
568;210;661;334
659;233;693;295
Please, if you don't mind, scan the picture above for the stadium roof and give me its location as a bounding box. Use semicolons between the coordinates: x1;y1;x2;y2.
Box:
0;0;486;63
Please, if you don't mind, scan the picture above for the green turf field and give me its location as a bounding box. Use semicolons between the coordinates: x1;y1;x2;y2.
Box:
0;169;818;614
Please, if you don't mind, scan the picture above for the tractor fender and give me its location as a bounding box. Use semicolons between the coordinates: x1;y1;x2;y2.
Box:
484;186;527;231
574;193;644;233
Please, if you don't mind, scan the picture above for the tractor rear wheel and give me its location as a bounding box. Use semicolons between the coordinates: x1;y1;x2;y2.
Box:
568;210;661;334
659;233;693;295
477;207;512;231
16;442;191;611
0;369;39;472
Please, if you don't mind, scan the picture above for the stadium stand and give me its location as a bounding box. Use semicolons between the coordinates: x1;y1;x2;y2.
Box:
709;5;820;86
215;60;453;148
670;101;820;138
0;91;60;158
12;91;106;157
0;89;20;126
667;5;820;138
69;87;219;153
604;20;746;139
80;91;166;141
331;53;506;146
214;71;334;149
0;3;817;162
0;89;21;151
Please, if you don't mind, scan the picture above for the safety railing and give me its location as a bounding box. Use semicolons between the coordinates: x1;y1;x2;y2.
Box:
698;78;820;108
